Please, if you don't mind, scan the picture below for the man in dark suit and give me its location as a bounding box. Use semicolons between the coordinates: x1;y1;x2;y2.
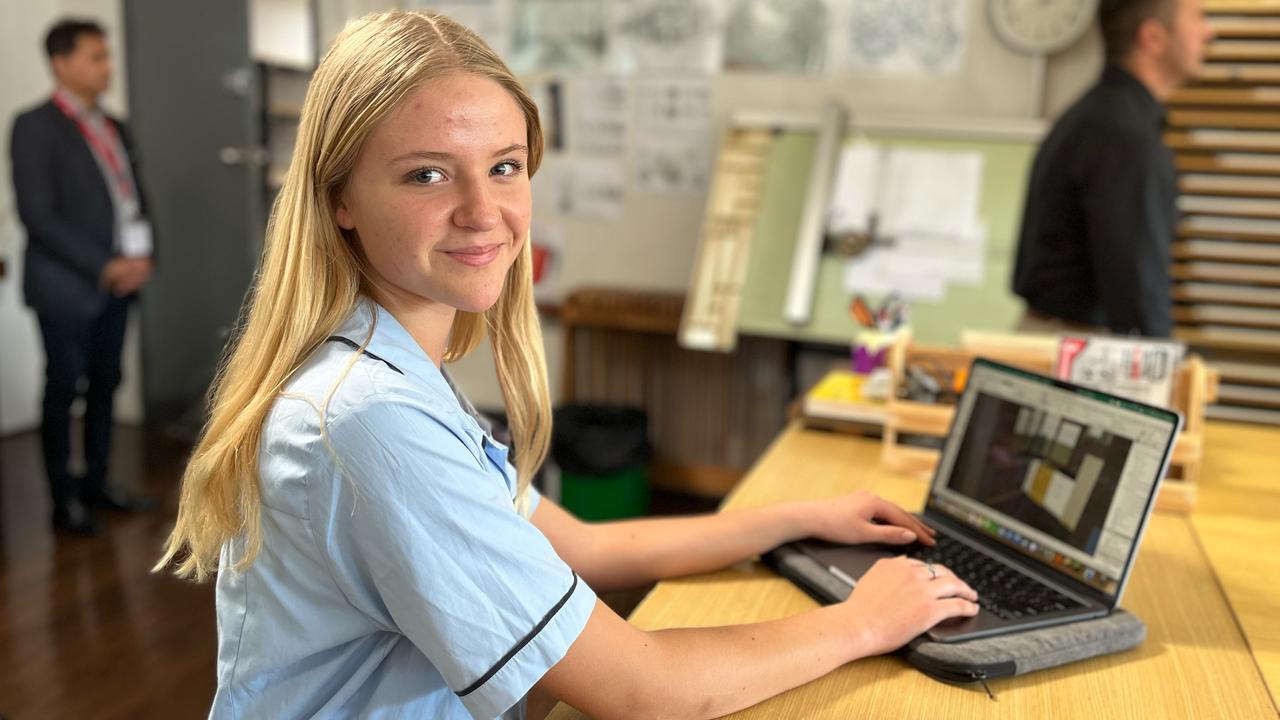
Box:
1012;0;1213;337
10;19;158;536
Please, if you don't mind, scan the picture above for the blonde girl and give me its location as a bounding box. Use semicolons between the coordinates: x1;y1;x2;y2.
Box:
158;11;977;719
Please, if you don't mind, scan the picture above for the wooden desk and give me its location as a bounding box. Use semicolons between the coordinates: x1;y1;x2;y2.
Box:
1194;421;1280;704
549;423;1278;719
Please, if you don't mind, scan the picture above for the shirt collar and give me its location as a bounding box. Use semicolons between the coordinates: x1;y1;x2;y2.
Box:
53;87;103;121
1101;65;1166;128
333;298;479;420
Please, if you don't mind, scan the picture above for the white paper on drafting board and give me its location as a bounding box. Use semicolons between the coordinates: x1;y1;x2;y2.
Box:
609;0;725;73
842;246;946;301
878;147;983;238
828;142;882;236
841;223;987;300
892;224;987;285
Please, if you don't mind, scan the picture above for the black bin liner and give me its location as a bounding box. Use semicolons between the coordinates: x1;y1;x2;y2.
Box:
552;405;652;475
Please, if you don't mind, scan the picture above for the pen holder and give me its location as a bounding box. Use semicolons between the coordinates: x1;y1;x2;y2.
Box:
851;328;901;375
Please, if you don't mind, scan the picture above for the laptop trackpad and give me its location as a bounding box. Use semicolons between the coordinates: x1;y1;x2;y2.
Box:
799;539;905;580
795;539;988;641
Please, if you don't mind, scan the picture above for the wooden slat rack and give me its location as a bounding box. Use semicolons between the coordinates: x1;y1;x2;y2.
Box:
1167;0;1280;425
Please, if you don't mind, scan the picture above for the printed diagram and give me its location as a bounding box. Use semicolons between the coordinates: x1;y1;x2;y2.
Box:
629;79;714;194
723;0;829;73
509;0;608;72
609;0;724;73
843;0;968;76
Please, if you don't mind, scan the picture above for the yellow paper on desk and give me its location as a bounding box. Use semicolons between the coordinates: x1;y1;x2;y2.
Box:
804;370;887;424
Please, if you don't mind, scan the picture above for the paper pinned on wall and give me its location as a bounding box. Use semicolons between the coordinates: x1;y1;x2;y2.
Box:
508;0;608;72
609;0;724;73
570;76;628;155
630;78;714;194
834;0;970;77
723;0;830;73
526;78;566;151
631;77;713;135
632;137;713;194
544;158;627;219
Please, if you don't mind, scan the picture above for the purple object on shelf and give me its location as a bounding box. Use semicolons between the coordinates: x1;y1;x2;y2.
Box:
852;344;886;374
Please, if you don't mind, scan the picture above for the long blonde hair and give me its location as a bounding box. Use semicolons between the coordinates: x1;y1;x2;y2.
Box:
156;11;551;581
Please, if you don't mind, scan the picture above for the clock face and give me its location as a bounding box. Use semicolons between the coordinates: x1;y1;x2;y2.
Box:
990;0;1099;55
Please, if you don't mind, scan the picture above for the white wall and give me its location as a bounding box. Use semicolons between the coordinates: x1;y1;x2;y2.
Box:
0;0;143;434
251;0;315;69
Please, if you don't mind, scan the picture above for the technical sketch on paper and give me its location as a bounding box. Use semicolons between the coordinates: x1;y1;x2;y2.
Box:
838;0;969;77
723;0;829;73
609;0;724;73
509;0;607;72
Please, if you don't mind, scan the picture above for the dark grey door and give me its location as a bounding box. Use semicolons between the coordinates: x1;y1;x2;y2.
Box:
124;0;263;426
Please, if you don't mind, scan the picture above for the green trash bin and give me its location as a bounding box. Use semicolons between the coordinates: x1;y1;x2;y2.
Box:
553;405;651;521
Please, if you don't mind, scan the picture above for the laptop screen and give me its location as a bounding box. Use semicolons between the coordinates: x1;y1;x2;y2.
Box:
926;359;1181;601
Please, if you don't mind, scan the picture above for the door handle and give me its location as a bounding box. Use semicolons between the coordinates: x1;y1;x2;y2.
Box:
219;146;268;166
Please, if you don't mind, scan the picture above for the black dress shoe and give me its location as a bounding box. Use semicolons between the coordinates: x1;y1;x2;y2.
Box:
85;486;161;513
52;499;102;536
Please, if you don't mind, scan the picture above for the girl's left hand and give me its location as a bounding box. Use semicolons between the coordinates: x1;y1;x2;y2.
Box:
804;491;937;547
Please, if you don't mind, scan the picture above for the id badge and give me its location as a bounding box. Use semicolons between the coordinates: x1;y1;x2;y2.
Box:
120;219;153;258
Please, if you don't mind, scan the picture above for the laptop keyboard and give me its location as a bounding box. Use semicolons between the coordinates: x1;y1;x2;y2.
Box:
907;535;1084;620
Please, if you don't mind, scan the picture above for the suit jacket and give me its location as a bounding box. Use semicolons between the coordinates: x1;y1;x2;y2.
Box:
9;99;150;319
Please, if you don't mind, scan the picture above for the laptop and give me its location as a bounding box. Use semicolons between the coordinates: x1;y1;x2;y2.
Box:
783;358;1182;643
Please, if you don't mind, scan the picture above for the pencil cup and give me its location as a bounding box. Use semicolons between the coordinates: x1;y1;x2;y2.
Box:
851;329;898;375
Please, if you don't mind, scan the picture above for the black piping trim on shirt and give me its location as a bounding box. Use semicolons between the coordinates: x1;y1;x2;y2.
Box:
456;571;581;698
324;336;404;375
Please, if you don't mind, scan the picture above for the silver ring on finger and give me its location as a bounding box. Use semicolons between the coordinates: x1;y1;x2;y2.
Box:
925;562;938;580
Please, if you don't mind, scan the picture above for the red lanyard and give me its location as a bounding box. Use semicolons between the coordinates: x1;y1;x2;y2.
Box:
51;91;134;201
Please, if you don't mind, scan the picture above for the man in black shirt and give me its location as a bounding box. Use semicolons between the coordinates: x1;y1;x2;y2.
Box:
1012;0;1212;336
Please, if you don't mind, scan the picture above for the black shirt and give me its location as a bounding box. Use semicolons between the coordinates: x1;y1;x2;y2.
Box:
1012;65;1177;337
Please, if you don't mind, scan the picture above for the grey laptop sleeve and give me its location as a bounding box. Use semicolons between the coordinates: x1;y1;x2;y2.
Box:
762;542;1147;694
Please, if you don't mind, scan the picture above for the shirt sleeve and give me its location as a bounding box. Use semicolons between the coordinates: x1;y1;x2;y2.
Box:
312;395;596;719
1081;129;1175;337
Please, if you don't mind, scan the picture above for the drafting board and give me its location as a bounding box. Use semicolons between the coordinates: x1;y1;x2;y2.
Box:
682;111;1043;350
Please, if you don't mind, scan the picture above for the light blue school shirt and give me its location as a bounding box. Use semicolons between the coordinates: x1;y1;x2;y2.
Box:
210;300;596;719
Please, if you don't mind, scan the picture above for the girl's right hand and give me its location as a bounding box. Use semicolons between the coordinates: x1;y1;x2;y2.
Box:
841;555;980;657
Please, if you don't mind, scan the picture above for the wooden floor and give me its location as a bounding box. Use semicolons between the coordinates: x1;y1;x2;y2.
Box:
0;423;714;719
0;424;215;719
